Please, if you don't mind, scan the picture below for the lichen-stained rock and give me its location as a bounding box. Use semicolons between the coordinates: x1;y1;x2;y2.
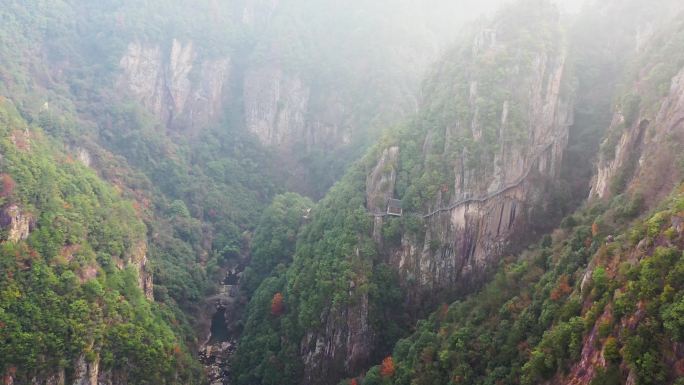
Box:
127;241;154;300
300;287;372;385
366;146;400;244
371;16;574;301
591;65;684;206
72;354;99;385
366;146;400;214
243;66;310;148
0;204;32;242
118;40;231;132
74;147;91;167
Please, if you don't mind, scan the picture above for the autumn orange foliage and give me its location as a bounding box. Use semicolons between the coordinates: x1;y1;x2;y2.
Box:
350;379;359;385
271;292;284;316
550;274;572;301
592;222;600;237
10;130;30;150
380;356;395;378
438;303;449;321
0;173;15;198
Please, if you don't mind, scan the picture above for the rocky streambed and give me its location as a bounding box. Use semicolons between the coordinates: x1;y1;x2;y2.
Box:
199;268;243;385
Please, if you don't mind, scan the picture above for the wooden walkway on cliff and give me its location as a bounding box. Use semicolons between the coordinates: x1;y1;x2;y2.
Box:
368;139;557;220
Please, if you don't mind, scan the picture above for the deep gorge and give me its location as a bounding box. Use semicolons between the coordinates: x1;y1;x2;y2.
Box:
2;1;684;385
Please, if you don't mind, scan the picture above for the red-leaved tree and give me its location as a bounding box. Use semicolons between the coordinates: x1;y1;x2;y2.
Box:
271;292;284;316
380;356;395;378
0;174;15;198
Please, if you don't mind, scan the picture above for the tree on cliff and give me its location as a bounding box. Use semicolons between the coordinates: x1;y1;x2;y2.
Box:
271;292;284;316
1;174;15;198
380;356;395;378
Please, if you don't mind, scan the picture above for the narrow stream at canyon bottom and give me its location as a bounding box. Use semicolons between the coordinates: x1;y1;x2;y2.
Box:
200;267;243;385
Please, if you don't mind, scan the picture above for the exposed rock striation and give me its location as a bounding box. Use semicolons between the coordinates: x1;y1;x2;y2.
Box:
118;40;231;132
72;354;99;385
243;66;310;148
300;266;373;385
375;39;573;301
296;8;576;383
128;241;154;300
591;66;684;207
0;204;33;242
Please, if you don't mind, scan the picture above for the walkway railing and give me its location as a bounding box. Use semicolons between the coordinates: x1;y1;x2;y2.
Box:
367;140;556;219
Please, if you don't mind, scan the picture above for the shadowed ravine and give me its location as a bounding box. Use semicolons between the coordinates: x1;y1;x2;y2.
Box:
200;267;243;385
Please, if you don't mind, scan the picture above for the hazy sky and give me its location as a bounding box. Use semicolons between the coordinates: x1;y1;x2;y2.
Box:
476;0;588;15
557;0;588;13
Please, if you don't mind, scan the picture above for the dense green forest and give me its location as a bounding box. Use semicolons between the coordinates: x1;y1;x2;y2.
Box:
356;185;684;385
233;1;684;385
0;1;480;383
0;100;202;382
232;3;570;383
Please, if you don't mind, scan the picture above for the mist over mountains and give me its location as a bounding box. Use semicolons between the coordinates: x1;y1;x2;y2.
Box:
1;1;684;385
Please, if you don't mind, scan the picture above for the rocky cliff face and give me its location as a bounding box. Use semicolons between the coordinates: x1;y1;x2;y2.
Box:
0;204;32;242
72;354;99;385
243;65;354;151
3;354;107;385
557;28;684;385
128;241;154;301
243;66;311;148
300;284;372;385
591;65;684;207
373;36;573;301
367;146;401;245
295;7;576;383
118;40;231;132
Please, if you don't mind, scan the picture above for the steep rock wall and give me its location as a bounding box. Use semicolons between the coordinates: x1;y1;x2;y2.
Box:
243;66;310;148
374;41;573;300
591;66;684;207
243;65;353;153
295;8;576;383
300;283;372;385
0;204;32;242
128;241;154;301
118;40;231;132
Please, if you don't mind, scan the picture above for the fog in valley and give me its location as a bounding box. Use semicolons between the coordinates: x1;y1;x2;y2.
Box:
1;1;684;385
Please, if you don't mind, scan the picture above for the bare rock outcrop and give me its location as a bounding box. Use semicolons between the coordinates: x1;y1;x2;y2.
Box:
72;354;99;385
1;204;33;242
591;66;684;206
243;66;310;148
300;283;372;385
127;241;154;300
118;40;231;132
374;44;573;299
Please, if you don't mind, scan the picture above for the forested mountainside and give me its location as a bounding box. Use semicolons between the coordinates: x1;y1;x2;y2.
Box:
0;101;201;383
0;0;491;198
0;1;480;383
358;16;684;382
235;1;684;385
0;1;479;384
2;0;684;385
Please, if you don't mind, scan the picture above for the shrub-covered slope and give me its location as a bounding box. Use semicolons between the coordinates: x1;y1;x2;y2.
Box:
0;100;202;383
346;6;684;385
357;185;684;385
233;2;684;385
233;2;577;384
